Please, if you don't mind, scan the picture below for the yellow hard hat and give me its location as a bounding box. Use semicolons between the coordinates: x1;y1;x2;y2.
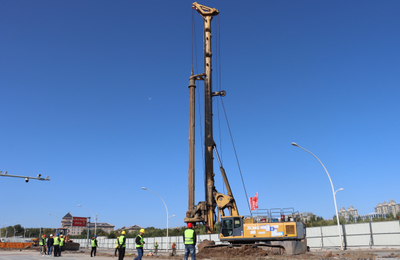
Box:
122;231;126;235
140;229;145;233
117;236;119;238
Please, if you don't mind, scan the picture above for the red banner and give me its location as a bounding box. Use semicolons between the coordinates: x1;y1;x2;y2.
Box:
250;192;258;211
72;217;87;227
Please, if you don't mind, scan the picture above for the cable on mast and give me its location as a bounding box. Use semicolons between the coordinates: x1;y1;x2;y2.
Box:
220;98;252;216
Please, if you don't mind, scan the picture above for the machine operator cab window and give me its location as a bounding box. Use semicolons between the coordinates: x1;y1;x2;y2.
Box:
220;217;242;237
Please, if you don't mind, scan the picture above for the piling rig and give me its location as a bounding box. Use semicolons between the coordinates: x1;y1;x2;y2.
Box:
184;2;307;255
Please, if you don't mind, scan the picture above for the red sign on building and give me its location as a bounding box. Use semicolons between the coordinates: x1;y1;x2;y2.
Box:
72;217;87;227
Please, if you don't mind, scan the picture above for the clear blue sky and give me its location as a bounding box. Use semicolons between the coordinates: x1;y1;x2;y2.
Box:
1;0;399;231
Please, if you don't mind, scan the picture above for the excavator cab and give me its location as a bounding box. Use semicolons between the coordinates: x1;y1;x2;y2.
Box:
220;217;243;237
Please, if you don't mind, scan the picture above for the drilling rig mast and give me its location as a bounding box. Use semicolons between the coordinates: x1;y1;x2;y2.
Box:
185;2;223;233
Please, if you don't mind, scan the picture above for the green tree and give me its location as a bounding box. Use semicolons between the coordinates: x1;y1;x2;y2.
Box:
108;230;117;238
387;213;395;221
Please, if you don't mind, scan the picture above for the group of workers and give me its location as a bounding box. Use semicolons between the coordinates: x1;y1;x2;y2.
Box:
39;233;66;257
115;223;196;260
115;228;145;260
39;223;197;260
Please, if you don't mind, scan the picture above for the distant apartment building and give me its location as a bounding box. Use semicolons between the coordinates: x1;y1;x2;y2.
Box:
338;205;359;221
375;199;400;217
286;212;314;222
61;212;115;236
298;212;314;222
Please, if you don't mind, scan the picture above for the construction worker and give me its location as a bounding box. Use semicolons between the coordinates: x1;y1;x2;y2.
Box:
171;241;177;256
47;234;54;256
39;234;47;255
114;236;119;257
91;235;98;257
53;233;60;257
154;241;158;255
134;229;145;260
117;231;126;260
183;223;197;260
59;235;65;256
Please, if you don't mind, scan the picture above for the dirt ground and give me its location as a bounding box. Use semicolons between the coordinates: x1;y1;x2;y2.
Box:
2;245;400;259
197;247;400;259
194;240;400;260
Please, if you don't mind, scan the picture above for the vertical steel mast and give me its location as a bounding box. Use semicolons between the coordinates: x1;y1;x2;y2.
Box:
185;2;219;233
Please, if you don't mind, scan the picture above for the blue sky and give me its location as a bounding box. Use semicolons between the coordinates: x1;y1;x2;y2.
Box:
1;0;399;231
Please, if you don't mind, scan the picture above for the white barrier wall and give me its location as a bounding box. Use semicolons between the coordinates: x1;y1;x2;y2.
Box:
306;220;400;249
73;220;400;250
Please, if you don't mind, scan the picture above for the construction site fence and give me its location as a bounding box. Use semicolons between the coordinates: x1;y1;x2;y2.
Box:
0;237;34;243
71;220;400;251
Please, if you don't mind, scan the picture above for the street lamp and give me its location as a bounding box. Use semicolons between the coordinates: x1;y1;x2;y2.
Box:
48;213;62;226
3;223;7;238
142;187;173;253
291;142;344;251
11;225;15;237
78;205;97;236
13;221;18;237
28;218;41;238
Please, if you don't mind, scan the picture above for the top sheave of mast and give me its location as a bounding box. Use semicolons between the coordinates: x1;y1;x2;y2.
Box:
192;2;220;17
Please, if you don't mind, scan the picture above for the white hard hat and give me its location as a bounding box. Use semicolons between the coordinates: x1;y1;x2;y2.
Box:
50;234;53;236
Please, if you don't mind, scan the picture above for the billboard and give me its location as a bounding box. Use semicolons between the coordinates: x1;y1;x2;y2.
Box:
72;217;87;227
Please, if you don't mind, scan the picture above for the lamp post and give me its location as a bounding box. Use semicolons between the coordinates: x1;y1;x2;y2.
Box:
291;142;344;251
28;218;41;238
11;225;15;237
13;221;18;237
78;205;97;236
3;223;7;238
142;187;173;253
48;213;62;226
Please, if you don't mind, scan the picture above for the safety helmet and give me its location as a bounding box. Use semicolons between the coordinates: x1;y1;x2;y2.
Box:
173;241;175;243
117;236;119;239
50;234;53;237
60;235;63;237
43;234;46;237
121;231;126;235
140;228;145;233
187;223;193;228
156;241;157;243
56;233;59;236
94;235;97;237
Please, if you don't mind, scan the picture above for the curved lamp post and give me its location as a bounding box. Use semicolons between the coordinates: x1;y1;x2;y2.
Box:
48;213;61;223
291;142;344;251
48;213;62;233
142;187;173;253
78;205;97;236
3;223;8;238
28;218;41;238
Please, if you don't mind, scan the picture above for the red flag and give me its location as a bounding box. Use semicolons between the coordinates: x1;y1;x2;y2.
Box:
250;192;258;211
